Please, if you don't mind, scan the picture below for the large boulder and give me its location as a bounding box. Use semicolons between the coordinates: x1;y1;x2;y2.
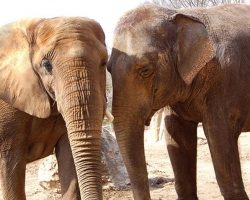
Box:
101;127;130;189
38;127;129;191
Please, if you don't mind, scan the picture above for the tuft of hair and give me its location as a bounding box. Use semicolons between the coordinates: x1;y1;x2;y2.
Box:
115;4;175;34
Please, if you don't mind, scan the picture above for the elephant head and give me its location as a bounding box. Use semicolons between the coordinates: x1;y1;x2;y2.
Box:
108;5;215;199
0;17;107;199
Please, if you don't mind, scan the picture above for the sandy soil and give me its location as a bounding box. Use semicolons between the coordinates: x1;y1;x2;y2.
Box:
1;127;250;200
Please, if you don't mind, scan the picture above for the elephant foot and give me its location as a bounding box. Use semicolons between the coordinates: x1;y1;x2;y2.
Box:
224;197;249;200
223;191;249;200
177;196;198;200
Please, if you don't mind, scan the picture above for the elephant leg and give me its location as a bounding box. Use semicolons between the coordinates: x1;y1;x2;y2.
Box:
165;113;198;200
55;133;80;200
0;125;28;199
0;156;26;200
203;115;248;200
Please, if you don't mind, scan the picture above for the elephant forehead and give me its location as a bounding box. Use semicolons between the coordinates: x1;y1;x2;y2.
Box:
113;32;156;57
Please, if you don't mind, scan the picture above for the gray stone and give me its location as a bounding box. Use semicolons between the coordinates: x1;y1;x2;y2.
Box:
38;127;130;192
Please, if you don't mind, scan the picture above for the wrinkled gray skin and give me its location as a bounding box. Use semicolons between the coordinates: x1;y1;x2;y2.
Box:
108;4;250;200
0;17;107;200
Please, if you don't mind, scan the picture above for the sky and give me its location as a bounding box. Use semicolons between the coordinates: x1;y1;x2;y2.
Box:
0;0;144;50
0;0;249;51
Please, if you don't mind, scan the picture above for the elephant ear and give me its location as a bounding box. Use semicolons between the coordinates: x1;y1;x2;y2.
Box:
0;19;51;118
171;14;215;85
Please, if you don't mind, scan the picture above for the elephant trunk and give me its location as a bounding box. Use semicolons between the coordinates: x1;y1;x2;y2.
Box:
112;106;151;199
57;61;103;199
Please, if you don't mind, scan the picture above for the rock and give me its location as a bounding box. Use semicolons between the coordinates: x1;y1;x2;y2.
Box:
37;127;130;192
101;127;130;189
149;176;174;187
37;155;60;193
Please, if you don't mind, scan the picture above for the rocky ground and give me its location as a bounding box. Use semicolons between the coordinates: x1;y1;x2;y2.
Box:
1;126;250;200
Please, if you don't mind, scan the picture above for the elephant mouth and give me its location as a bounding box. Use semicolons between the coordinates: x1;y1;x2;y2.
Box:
145;117;152;126
45;86;55;101
41;84;59;116
145;109;158;126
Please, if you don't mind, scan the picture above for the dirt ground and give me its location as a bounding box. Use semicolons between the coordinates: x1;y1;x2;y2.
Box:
1;126;250;200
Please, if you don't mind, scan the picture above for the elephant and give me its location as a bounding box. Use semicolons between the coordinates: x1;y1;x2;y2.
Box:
108;4;250;200
0;17;108;200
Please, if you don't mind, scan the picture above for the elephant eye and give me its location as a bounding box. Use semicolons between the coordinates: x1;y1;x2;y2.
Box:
139;64;154;78
41;59;52;73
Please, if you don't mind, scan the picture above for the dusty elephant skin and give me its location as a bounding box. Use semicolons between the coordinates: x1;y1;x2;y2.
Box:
0;17;108;200
108;4;250;200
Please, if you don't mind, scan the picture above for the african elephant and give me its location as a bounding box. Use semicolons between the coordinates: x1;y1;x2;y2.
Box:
108;4;250;200
0;17;108;200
